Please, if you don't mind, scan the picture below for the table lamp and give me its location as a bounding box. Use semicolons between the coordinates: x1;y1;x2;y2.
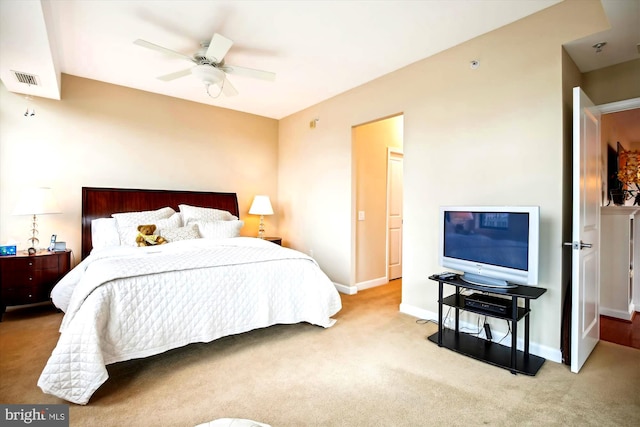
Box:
249;195;273;239
12;187;61;254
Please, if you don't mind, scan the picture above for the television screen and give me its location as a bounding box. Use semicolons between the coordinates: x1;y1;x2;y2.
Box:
443;211;529;271
439;206;539;287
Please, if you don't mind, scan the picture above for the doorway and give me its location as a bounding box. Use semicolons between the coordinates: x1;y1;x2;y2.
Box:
563;95;640;372
352;114;404;290
599;106;640;349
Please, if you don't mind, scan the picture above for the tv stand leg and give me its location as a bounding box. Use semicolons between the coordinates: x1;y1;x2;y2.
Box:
524;299;531;356
510;296;518;374
437;281;443;346
454;287;460;332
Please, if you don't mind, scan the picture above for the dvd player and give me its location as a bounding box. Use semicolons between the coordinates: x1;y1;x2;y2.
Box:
464;293;512;316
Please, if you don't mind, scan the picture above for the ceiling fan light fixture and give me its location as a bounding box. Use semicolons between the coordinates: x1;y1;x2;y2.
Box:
191;65;225;85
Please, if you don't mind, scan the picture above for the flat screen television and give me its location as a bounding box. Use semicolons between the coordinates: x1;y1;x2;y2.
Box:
439;206;540;288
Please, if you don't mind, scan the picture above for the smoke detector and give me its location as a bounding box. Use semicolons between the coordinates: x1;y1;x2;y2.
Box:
592;42;607;53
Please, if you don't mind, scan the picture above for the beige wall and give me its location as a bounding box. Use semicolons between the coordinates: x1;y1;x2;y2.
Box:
0;75;279;260
353;115;403;285
582;59;640;106
279;0;610;358
602;109;640;152
602;109;640;206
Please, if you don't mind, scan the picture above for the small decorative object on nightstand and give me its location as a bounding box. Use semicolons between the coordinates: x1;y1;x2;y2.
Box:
0;249;71;321
249;195;274;239
263;237;282;246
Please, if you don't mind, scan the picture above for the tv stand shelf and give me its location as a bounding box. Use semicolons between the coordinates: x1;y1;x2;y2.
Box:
440;294;529;321
428;274;546;375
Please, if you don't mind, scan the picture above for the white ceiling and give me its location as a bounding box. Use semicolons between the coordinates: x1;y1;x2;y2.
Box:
0;0;637;120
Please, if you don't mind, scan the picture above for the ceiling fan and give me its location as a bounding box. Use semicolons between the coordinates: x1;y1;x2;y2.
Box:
134;33;276;97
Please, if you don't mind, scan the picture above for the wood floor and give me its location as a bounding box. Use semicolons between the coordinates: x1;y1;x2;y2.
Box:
600;313;640;349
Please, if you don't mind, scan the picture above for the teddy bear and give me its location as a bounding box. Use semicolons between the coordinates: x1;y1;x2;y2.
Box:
135;224;168;247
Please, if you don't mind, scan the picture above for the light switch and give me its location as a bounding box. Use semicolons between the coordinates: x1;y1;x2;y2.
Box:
358;211;365;221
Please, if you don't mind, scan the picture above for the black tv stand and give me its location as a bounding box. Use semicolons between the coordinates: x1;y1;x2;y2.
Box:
427;274;546;375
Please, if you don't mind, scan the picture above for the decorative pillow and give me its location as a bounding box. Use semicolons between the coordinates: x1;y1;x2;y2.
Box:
179;204;237;225
91;218;120;250
196;220;244;239
112;207;176;246
155;212;183;232
160;224;200;242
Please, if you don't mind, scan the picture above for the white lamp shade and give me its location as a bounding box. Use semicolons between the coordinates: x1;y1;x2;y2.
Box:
13;187;61;216
249;195;274;215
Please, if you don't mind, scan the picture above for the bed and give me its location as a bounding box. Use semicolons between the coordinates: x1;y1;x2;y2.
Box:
37;187;342;405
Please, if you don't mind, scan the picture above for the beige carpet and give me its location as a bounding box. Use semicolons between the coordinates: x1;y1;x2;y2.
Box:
1;280;639;426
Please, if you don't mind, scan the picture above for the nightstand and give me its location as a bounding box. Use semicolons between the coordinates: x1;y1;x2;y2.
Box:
0;250;71;321
263;237;282;246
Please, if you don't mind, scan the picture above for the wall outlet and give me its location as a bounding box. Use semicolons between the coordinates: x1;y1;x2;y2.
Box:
358;211;365;221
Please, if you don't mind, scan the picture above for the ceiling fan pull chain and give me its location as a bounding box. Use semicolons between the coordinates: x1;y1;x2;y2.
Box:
205;82;223;99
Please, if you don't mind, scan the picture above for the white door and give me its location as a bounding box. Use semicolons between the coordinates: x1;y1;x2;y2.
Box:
387;150;403;280
570;87;601;373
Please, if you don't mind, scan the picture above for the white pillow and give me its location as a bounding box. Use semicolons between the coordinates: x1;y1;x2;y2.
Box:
179;204;237;225
160;224;200;242
91;218;120;250
112;207;176;245
155;212;183;232
196;220;244;239
112;206;176;225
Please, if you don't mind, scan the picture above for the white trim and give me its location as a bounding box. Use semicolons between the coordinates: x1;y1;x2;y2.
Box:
399;303;562;364
600;304;635;321
356;276;388;291
333;282;357;295
399;302;437;322
598;97;640;114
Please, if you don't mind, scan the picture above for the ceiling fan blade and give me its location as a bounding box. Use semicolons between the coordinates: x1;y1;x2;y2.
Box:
206;33;233;63
134;39;194;62
157;68;193;81
221;64;276;82
221;77;238;97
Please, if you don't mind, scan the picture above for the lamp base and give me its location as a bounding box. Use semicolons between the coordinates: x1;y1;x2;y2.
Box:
257;215;265;239
28;214;40;252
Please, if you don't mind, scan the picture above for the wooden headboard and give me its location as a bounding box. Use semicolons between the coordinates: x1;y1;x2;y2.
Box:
81;187;239;259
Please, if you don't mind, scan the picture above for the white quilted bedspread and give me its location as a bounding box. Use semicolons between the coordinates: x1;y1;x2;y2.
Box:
38;237;342;405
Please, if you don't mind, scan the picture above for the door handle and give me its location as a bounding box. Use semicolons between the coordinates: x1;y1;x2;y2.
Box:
563;241;593;250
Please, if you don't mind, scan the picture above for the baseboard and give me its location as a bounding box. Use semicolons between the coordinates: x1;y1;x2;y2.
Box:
399;303;562;364
356;276;388;291
399;302;437;322
333;282;357;295
334;277;388;295
600;306;634;321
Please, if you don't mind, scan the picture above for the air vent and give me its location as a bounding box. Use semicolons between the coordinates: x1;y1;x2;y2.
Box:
11;70;40;86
